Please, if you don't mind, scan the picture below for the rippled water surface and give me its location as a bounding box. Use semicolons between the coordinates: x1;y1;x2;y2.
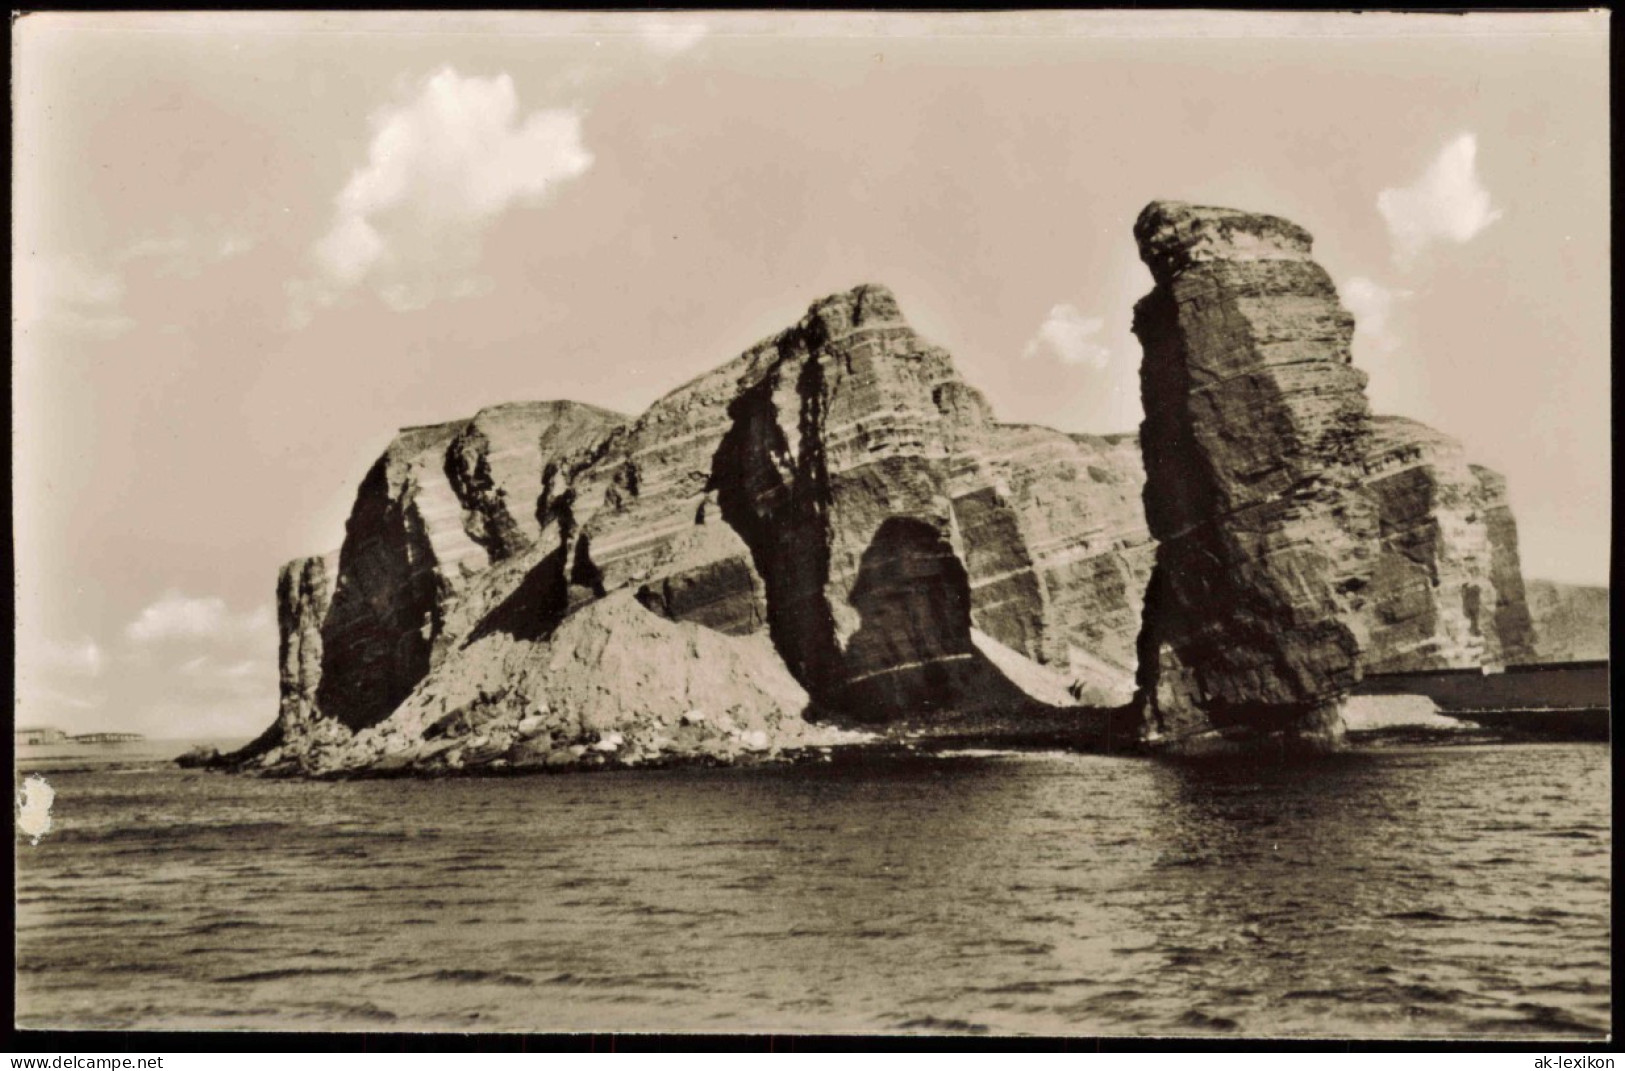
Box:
14;743;1611;1036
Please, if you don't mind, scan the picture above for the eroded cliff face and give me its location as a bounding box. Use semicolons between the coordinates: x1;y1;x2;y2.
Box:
239;262;1544;775
279;402;624;744
557;284;1150;720
1471;465;1539;666
240;285;1157;775
276;552;337;738
700;286;1111;718
1131;201;1379;754
284;591;842;777
1360;416;1537;672
991;420;1541;684
1525;579;1609;663
230;552;341;762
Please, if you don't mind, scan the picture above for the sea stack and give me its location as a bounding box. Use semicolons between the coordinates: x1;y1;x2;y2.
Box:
1130;201;1380;755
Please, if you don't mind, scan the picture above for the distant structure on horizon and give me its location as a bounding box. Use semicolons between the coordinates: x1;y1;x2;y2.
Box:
13;728;146;746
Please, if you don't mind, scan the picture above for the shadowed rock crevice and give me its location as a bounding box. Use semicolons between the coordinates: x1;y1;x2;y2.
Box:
710;336;845;697
707;284;1093;721
315;452;452;733
445;422;526;561
464;542;571;646
836;517;1045;719
569;533;608;600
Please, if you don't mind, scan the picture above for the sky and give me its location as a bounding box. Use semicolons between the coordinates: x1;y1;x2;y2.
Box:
12;11;1611;737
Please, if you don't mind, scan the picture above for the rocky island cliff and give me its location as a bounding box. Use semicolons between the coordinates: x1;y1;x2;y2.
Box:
226;202;1544;776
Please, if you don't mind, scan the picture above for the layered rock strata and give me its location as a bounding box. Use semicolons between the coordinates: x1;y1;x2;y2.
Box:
519;284;1153;719
234;256;1545;774
1130;201;1380;755
1015;423;1540;680
247;402;624;763
1525;580;1610;663
949;418;1539;684
1360;416;1537;672
276;551;339;739
954;425;1152;688
694;286;1145;716
1471;465;1539;665
237;286;1157;775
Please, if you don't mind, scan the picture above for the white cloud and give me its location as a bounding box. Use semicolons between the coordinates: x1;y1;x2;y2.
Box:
125;593;274;644
29;637;106;678
292;67;594;322
1341;277;1431;419
180;656;259;679
14;255;135;339
639;18;709;57
1341;276;1411;355
1022;303;1112;369
17;227;256;339
119;226;256;277
1377;133;1502;265
179;655;273;698
14;636;111;731
24;685;106;712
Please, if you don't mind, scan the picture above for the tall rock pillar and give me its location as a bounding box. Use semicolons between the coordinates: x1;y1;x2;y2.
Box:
276;553;337;738
1131;201;1380;755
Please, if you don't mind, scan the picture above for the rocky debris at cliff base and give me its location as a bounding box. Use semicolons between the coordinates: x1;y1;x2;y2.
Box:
970;627;1134;709
876;704;1134;754
1139;703;1349;761
1342;693;1475;732
174;745;224;769
236;592;874;778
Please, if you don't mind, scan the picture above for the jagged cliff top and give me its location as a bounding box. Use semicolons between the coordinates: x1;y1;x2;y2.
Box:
396;399;625;438
1133;200;1317;284
799;283;906;341
1367;413;1464;452
469;399;627;423
609;283;914;429
382;400;624;472
385;287;910;467
1363;415;1493;482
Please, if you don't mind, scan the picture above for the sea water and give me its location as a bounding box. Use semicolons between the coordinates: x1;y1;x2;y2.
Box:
13;742;1610;1037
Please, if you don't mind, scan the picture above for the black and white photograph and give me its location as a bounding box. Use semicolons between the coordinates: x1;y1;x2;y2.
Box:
11;10;1611;1042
